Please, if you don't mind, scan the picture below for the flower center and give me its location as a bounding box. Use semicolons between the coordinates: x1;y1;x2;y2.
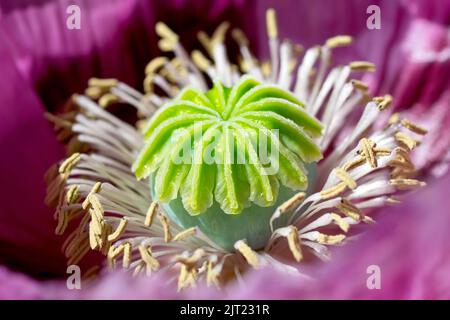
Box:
133;75;323;249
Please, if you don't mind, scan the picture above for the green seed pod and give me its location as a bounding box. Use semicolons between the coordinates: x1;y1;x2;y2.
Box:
133;75;323;250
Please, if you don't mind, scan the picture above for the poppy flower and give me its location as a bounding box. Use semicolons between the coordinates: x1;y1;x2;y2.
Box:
0;0;449;299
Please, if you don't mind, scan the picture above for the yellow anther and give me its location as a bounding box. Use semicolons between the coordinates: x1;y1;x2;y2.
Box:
89;221;100;250
320;182;347;200
343;156;366;171
211;22;230;45
144;201;158;227
197;31;212;55
66;185;79;204
178;264;197;291
266;8;278;38
145;57;169;75
107;244;124;260
334;168;357;189
159;213;172;242
98;93;119;108
376;94;392;110
261;61;271;77
287;226;302;262
158;38;176;52
395;132;419;150
326;35;353;48
206;261;220;287
388;112;400;125
44;112;72;129
317;233;346;245
401;119;428;135
55;210;68;236
330;213;350;233
84;86;103;99
88;78;118;88
279;192;306;213
59;153;81;174
386;197;401;204
349;61;376;72
360;138;377;168
138;245;160;271
231;28;249;46
107;218;128;242
173;227;197;242
389;178;426;190
143;74;154;93
235;240;259;268
155;22;179;43
337;198;361;221
81;182;102;209
191;50;211;71
175;248;205;267
122;242;132;269
350;79;369;91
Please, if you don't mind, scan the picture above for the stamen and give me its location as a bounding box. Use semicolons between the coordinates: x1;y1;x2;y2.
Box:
155;22;179;44
173;227;197;242
211;22;230;45
376;94;392;110
85;87;103;99
266;8;278;38
197;31;212;55
287;226;302;262
388;113;400;125
360;138;377;168
342;156;366;171
320;182;347;200
191;50;212;71
231;28;249;47
389;178;426;190
81;182;102;210
337;198;361;221
317;233;346;245
88;78;118;89
395;132;419;150
330;213;350;232
59;153;81;174
178;265;197;291
44;112;72;129
122;242;132;269
334;168;357;189
350;79;369;91
349;61;376;72
401;119;428;135
138;245;160;272
279;192;306;213
159;213;172;242
145;57;169;75
107;218;128;242
326;35;352;48
144;201;158;227
235;240;259;268
206;260;220;287
98;93;119;108
66;185;79;204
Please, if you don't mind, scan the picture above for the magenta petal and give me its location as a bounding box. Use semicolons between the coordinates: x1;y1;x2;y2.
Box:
0;266;42;299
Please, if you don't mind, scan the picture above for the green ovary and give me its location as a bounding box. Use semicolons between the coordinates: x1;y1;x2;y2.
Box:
133;75;323;250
